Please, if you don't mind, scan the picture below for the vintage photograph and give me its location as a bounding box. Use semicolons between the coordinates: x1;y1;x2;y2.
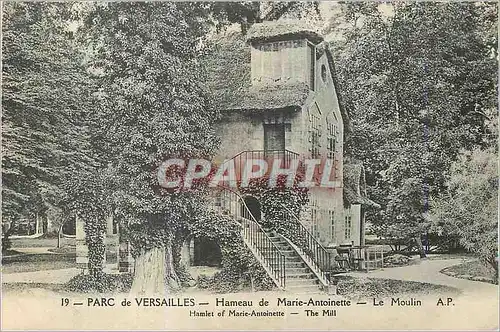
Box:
1;1;498;330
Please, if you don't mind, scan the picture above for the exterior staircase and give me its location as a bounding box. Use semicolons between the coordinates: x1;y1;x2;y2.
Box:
211;186;334;293
265;229;324;293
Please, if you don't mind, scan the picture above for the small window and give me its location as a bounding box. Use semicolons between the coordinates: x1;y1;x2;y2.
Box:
329;210;335;239
327;120;336;159
321;64;327;83
309;105;321;158
344;211;352;240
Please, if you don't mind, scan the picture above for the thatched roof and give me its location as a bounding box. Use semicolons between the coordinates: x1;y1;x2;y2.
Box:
203;26;311;112
246;20;323;45
203;22;346;116
225;82;310;111
343;163;380;209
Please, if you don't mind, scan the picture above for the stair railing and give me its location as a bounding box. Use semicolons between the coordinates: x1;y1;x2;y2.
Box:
224;149;300;180
210;187;287;289
279;203;333;284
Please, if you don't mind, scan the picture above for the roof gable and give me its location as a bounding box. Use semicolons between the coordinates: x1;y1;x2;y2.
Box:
343;163;380;209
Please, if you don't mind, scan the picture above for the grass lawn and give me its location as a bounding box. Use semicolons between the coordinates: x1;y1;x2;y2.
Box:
425;253;475;260
48;246;77;254
336;276;460;299
9;237;76;248
1;252;76;274
440;259;497;284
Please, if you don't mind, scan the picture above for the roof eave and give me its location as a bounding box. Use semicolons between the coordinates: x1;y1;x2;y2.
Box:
220;105;302;112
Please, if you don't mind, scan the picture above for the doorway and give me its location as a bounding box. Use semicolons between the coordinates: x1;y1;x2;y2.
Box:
193;237;222;267
264;124;285;153
243;196;261;222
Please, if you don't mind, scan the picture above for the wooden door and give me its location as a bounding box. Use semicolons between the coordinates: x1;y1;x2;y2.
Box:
264;124;285;152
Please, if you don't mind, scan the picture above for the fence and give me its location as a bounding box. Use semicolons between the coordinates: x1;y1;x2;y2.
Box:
345;245;385;272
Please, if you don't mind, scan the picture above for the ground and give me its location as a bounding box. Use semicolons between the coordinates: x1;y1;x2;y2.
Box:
2;240;498;330
2;252;75;274
440;260;497;284
345;255;497;295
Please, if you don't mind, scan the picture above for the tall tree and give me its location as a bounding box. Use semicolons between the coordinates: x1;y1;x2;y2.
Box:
77;1;325;293
2;3;96;237
330;2;497;252
81;2;220;293
211;1;321;32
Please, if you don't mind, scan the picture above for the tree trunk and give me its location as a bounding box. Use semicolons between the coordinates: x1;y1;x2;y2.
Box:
130;243;180;296
414;235;426;258
57;224;63;248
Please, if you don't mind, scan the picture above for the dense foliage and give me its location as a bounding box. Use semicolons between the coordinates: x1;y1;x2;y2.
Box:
329;2;498;250
431;148;498;277
66;273;133;293
189;209;274;293
2;3;96;237
79;2;223;288
239;175;311;254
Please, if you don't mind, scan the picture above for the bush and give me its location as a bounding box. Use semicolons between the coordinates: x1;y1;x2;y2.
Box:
196;274;212;289
194;244;276;293
65;273;133;293
383;253;411;267
431;148;498;279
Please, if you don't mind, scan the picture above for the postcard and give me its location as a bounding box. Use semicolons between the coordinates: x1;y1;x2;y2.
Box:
2;1;498;330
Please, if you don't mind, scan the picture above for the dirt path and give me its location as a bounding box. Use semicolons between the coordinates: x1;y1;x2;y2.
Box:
2;263;119;283
2;267;81;284
345;258;497;295
10;247;56;255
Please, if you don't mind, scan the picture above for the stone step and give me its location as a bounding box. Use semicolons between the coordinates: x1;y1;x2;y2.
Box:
258;245;292;252
285;267;310;274
286;272;315;279
260;251;302;262
268;242;290;248
285;284;321;293
260;249;296;257
286;278;318;286
270;261;306;269
285;286;323;294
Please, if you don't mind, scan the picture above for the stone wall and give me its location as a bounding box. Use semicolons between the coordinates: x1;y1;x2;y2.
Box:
299;51;346;246
250;40;310;86
215;112;264;160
